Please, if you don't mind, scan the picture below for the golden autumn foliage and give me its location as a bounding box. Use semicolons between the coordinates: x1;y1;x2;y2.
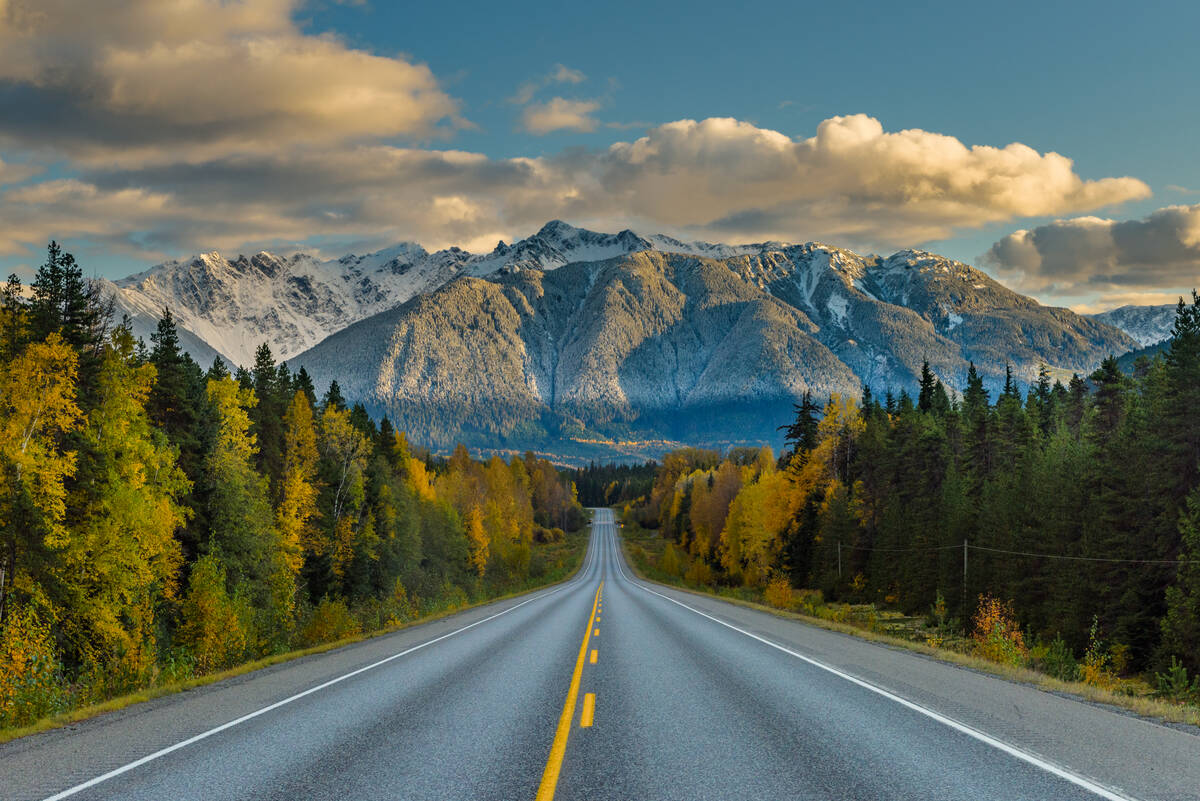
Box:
277;391;320;577
764;576;795;610
0;602;66;727
177;556;249;675
0;333;81;579
972;595;1029;667
465;505;489;577
300;597;361;647
58;330;189;676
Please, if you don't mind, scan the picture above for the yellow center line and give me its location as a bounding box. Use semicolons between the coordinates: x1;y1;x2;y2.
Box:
535;582;603;801
580;693;595;727
589;649;597;664
593;628;599;636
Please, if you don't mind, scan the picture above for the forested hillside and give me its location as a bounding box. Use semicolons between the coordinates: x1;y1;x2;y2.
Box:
628;293;1200;686
0;244;585;730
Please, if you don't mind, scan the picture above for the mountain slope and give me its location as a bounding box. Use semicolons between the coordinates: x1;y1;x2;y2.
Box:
1087;303;1178;347
292;247;1135;454
105;221;750;366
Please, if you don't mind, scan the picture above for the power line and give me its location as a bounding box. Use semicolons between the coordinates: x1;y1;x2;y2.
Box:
967;544;1200;565
808;541;1200;564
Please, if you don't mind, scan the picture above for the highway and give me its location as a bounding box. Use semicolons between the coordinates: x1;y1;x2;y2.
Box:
2;508;1198;801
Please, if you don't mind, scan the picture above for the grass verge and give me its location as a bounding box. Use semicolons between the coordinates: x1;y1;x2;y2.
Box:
0;525;591;745
618;517;1200;730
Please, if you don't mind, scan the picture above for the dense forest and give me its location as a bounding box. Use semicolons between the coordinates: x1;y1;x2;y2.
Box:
629;293;1200;681
0;243;586;729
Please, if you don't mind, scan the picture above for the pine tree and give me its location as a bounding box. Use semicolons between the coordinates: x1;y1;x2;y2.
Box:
323;379;345;411
0;274;26;360
1161;486;1200;673
294;367;317;405
148;309;206;473
917;361;937;412
250;343;284;498
203;375;286;636
779;391;819;463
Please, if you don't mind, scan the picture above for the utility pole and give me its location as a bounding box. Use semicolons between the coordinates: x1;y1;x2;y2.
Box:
837;541;842;579
962;538;968;616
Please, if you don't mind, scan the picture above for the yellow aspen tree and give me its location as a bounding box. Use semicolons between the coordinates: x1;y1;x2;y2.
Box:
277;391;320;578
61;328;189;676
465;504;489;577
0;333;80;623
317;405;370;577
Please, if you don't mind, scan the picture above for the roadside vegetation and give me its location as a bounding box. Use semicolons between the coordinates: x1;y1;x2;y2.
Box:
618;291;1200;722
0;242;588;735
622;521;1200;725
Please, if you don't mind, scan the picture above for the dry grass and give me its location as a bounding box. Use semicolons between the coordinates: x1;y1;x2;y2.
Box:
617;520;1200;729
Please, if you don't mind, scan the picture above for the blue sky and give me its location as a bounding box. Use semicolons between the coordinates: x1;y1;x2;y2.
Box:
0;0;1197;310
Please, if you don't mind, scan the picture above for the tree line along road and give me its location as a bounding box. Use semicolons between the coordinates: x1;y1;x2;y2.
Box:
1;508;1197;800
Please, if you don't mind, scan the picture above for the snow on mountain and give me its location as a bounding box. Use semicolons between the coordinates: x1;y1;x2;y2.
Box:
106;219;1138;394
290;243;1135;454
1087;303;1179;347
108;220;773;367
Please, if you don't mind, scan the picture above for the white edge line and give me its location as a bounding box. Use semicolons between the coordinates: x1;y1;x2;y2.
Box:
41;527;603;801
607;521;1140;801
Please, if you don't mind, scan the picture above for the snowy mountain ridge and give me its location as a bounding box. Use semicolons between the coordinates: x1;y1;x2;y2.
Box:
107;221;772;366
1086;303;1179;347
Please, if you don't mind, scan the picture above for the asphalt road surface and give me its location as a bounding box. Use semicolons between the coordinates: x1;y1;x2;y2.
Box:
3;508;1198;801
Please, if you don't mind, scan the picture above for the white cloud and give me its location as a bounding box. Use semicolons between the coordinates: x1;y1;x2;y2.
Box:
521;98;602;134
0;114;1155;269
983;204;1200;300
583;115;1149;244
0;0;460;165
510;63;588;105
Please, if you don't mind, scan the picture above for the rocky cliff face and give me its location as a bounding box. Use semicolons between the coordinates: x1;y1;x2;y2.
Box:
291;246;1135;454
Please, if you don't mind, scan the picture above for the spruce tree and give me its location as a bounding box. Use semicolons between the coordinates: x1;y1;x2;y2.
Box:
323;379;345;411
917;361;937;412
779;391;819;462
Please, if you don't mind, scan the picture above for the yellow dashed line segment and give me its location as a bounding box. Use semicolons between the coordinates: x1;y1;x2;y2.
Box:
580;693;595;728
534;583;603;801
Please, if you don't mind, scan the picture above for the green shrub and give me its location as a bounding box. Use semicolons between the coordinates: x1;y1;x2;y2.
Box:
300;597;361;647
0;603;68;728
1155;657;1200;702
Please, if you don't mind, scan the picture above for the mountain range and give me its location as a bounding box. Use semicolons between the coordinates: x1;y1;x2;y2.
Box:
104;221;1161;459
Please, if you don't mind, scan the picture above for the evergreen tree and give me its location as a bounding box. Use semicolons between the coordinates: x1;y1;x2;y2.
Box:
294;367;317;405
779;391;820;464
250;343;285;498
1161;486;1200;673
917;361;937;412
323;379;345;411
0;274;26;359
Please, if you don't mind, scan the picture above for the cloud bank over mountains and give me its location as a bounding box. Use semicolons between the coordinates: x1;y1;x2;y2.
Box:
0;0;1167;307
983;203;1200;307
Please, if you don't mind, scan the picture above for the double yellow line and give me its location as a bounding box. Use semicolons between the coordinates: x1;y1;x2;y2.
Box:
534;580;603;801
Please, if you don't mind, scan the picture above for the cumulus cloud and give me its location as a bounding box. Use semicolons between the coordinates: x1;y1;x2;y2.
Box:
521;98;602;134
982;204;1200;300
0;0;460;165
584;115;1149;243
0;114;1155;269
510;63;587;105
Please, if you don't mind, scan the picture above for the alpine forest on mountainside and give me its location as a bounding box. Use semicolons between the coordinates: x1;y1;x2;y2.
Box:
0;243;586;731
613;291;1200;696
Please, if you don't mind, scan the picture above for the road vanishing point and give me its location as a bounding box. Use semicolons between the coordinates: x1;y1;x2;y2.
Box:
2;508;1198;801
